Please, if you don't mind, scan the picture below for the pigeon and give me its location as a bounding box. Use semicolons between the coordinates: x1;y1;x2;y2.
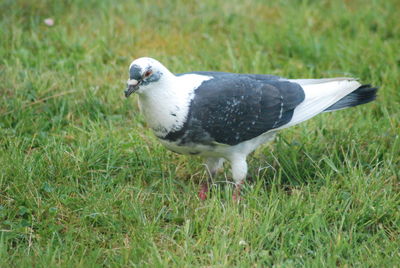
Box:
124;57;378;201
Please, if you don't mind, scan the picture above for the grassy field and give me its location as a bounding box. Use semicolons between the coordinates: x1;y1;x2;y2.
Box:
1;0;399;266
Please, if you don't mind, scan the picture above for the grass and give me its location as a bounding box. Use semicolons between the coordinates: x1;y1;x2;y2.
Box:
0;0;399;266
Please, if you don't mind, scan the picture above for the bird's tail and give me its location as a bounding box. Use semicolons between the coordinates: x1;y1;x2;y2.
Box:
279;78;378;130
324;84;378;112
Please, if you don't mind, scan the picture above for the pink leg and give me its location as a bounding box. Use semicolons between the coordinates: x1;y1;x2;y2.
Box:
232;181;244;202
199;157;224;201
198;182;209;201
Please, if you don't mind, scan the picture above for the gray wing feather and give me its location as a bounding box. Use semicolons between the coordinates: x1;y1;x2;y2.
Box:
165;73;305;145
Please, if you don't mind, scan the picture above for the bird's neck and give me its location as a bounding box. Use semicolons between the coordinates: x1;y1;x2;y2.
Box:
138;73;212;138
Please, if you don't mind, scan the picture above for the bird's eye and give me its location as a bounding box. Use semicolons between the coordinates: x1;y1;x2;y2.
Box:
144;70;153;78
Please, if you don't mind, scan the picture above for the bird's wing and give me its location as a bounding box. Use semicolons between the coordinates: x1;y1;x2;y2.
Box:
167;74;305;146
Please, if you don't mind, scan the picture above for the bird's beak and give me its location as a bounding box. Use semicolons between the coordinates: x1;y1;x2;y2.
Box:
125;79;140;98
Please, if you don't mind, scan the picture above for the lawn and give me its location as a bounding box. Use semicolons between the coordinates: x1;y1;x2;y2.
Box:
0;0;399;266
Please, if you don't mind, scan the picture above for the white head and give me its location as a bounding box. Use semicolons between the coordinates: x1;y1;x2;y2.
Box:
124;57;172;97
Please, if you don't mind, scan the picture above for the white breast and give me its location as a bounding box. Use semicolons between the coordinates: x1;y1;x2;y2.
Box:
138;74;212;138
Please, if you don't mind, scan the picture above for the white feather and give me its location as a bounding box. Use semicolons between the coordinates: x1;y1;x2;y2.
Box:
137;72;212;137
279;79;361;129
288;77;356;85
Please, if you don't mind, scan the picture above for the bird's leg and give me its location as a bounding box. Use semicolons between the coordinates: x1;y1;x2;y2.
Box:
233;181;244;202
198;182;208;201
199;157;224;201
230;156;248;202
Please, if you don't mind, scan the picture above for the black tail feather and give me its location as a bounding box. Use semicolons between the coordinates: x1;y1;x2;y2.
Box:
325;84;378;112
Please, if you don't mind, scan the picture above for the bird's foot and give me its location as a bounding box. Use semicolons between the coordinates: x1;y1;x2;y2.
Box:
198;182;209;201
232;182;244;202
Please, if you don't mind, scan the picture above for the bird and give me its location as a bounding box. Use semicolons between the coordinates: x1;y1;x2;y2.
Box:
124;57;378;201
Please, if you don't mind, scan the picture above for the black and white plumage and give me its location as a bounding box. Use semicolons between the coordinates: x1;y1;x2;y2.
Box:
125;57;378;200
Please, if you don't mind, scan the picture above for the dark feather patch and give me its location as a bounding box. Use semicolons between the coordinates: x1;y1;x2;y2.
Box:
164;73;305;146
325;84;378;111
